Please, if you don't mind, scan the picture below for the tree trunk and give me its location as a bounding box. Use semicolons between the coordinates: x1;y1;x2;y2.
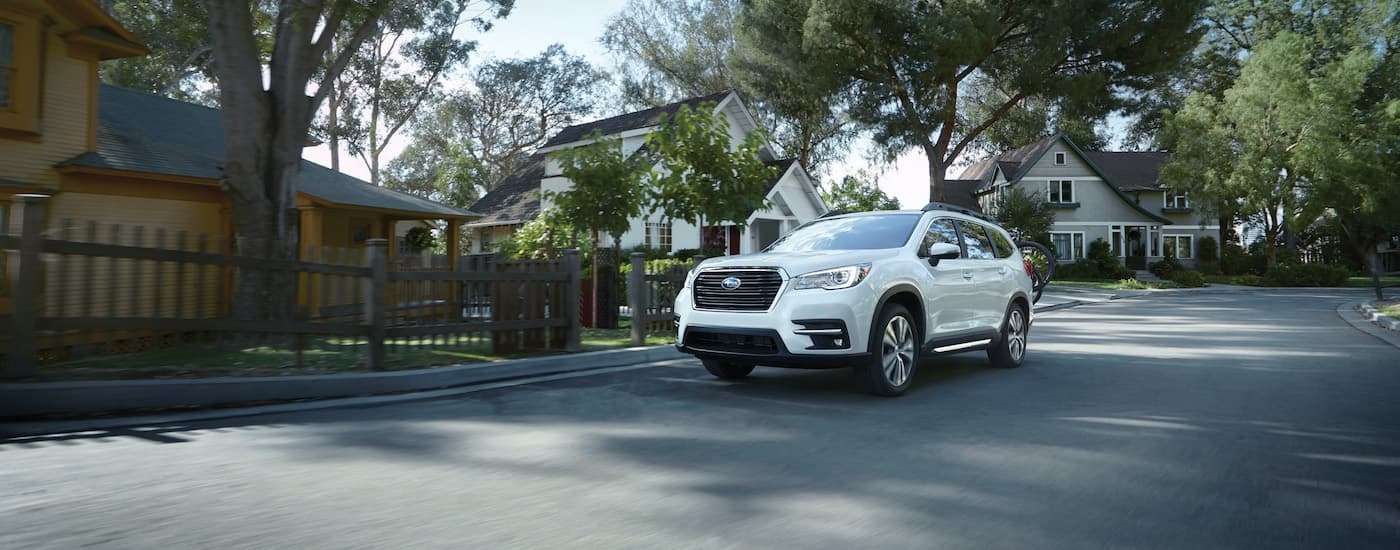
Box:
328;77;340;171
925;144;946;203
1217;213;1230;263
1367;251;1384;301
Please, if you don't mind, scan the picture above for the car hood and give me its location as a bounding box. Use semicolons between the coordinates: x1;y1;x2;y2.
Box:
695;249;903;277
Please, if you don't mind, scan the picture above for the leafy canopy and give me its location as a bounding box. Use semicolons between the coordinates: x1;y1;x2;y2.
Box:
646;103;776;233
822;172;901;213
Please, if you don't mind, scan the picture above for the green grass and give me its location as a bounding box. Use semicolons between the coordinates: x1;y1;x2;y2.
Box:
38;326;676;381
1201;275;1400;288
1050;279;1176;290
1380;303;1400;318
1346;276;1400;289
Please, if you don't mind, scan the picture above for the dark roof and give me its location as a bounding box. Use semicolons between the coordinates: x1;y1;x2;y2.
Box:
464;154;546;227
941;180;984;212
61;85;475;219
957;158;997;184
763;158;797;194
541;91;734;148
1084;151;1169;192
954;134;1061;193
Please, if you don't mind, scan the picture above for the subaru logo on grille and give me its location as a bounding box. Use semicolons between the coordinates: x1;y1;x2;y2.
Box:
720;276;742;290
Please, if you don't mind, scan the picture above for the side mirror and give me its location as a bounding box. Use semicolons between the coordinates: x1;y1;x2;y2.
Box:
926;242;961;266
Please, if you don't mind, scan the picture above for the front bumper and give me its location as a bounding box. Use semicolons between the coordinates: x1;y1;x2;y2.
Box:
673;285;877;369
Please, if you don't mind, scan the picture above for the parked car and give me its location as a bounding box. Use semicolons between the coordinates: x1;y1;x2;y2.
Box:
673;203;1045;396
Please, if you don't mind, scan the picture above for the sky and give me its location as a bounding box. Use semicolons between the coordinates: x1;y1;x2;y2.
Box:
303;0;968;210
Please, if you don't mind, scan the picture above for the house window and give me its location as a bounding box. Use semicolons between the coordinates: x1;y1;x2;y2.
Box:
1047;180;1075;204
478;231;493;253
644;221;672;252
0;22;14;109
0;9;40;133
1164;191;1190;209
1164;235;1193;259
1054;152;1066;165
1049;232;1085;262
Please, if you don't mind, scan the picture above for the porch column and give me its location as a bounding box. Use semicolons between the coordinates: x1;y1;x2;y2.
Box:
446;219;461;272
379;218;396;266
298;206;324;308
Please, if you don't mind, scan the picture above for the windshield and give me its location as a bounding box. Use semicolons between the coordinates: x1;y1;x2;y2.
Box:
764;214;921;252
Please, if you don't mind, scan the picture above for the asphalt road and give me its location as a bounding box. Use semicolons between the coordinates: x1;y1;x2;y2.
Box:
3;290;1399;550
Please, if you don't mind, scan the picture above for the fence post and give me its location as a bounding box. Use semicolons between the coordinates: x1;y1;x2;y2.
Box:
365;238;388;371
4;195;48;379
629;252;646;346
563;248;582;352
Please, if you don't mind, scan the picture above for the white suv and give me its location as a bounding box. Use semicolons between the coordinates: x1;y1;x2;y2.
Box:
673;203;1040;396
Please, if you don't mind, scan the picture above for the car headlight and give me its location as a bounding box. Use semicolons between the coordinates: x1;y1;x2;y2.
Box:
683;268;698;289
791;264;871;290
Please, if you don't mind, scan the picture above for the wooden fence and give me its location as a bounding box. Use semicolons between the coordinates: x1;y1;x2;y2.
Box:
0;195;581;378
627;252;701;346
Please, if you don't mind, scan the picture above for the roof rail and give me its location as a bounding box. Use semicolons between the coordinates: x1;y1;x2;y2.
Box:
920;201;994;223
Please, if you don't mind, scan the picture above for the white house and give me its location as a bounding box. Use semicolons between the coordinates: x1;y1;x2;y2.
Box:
465;91;828;255
947;134;1218;268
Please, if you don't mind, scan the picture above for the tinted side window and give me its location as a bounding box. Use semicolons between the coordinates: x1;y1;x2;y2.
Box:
923;218;960;254
956;220;996;260
987;224;1016;259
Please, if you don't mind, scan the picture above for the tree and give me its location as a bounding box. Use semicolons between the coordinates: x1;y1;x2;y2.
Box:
822;172;900;213
547;131;649;254
646;103;776;251
326;0;512;185
737;0;1204;202
603;0;854;176
990;187;1055;246
100;0;274;106
383;44;606;203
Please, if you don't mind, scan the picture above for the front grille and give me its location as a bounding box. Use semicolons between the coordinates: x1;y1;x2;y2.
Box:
693;269;783;311
685;329;780;355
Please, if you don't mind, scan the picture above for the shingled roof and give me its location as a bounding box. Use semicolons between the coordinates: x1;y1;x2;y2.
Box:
59;85;476;219
540;91;733;149
1084;151;1169;192
464;154;546;228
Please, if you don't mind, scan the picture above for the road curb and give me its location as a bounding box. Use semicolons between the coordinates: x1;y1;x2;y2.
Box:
1339;302;1400;351
0;345;687;420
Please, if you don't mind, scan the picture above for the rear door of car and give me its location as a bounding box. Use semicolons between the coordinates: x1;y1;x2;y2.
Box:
953;219;1007;330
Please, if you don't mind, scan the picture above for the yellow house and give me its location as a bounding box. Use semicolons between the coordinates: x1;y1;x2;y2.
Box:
0;0;477;317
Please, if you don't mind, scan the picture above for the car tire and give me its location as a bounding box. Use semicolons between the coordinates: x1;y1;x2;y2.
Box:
857;303;920;396
701;358;755;380
988;302;1029;369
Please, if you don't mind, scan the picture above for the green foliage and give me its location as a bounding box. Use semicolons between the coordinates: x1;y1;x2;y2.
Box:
383;44;606;204
647;103;775;240
670;248;724;260
1197;236;1219;263
101;0;266;106
1233;275;1268;287
549;131;650;252
1221;243;1266;276
494;211;587;261
736;0;1204;201
1263;263;1350;287
603;0;853;174
822;172;901;212
624;245;673;262
1056;239;1134;281
403;226;436;252
1195;261;1222;276
1148;254;1183;279
326;0;514;185
1170;270;1206;288
991;187;1055;244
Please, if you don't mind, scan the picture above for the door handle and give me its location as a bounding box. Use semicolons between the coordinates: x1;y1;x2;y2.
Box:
962;270;974;279
998;266;1009;275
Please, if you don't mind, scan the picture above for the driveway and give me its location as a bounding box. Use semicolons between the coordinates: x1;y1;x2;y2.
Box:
3;289;1398;549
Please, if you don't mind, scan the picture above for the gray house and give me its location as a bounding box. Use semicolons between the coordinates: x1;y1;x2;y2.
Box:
949;134;1216;268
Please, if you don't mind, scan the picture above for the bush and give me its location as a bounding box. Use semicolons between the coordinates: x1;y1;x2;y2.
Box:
671;247;724;260
1197;236;1218;264
1234;274;1267;286
1148;254;1182;279
1053;238;1135;281
1196;260;1222;276
1221;243;1266;275
619;258;694;302
1263;263;1350;287
1170;270;1206;288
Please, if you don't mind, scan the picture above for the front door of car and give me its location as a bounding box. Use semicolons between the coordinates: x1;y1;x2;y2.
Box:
919;218;977;338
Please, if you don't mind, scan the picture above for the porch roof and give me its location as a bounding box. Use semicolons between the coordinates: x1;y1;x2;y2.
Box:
57;85;478;220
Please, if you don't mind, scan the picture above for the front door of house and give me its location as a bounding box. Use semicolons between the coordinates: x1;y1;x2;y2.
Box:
1126;226;1148;269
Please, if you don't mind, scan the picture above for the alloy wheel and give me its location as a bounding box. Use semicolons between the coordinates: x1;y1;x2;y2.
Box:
882;315;916;386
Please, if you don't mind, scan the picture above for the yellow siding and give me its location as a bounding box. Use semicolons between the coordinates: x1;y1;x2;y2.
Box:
44;194;224;318
0;21;95;189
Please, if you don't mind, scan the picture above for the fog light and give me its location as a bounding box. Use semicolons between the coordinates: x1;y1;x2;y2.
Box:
834;338;845;347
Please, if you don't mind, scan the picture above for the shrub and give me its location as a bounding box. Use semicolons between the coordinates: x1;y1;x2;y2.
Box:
1263;263;1350;287
671;247;724;260
1196;260;1222;276
1148;254;1182;279
1197;236;1219;264
624;244;672;261
1170;270;1206;288
619;258;694;302
1116;278;1155;290
1234;274;1267;286
1221;243;1266;275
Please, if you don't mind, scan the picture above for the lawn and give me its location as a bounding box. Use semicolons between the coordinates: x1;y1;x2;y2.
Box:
35;326;676;381
1379;302;1400;318
1202;274;1400;288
